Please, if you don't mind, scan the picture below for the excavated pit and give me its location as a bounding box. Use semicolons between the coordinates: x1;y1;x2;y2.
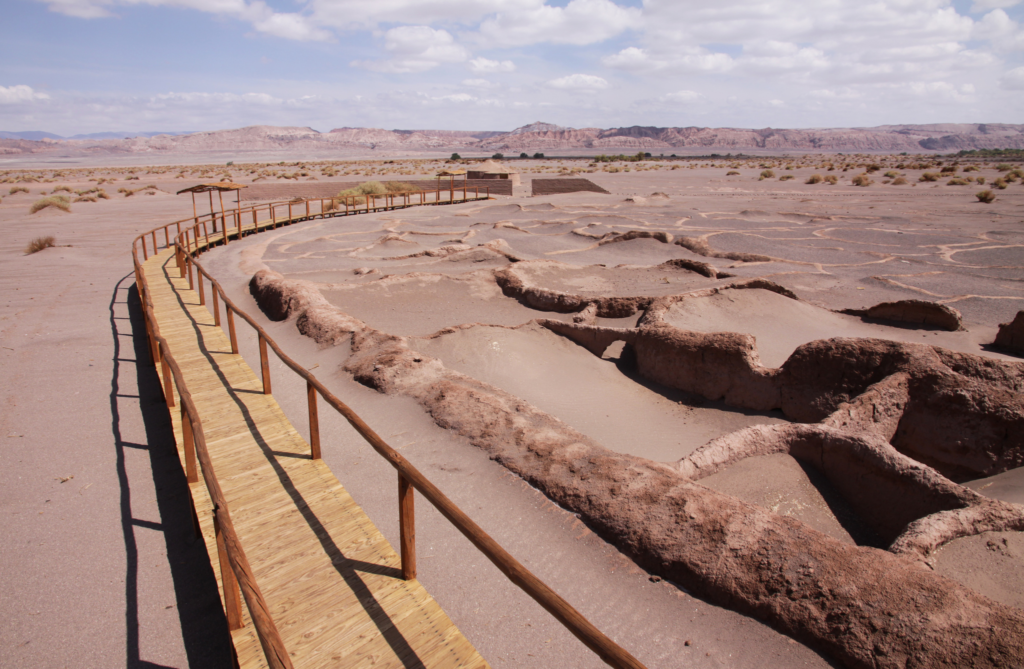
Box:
232;195;1024;669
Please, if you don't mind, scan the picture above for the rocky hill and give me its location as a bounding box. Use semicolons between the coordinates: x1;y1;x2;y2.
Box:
3;122;1023;159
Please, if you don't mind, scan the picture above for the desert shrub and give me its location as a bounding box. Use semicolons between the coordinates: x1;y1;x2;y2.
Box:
519;153;528;159
9;186;29;195
976;189;995;203
963;165;979;172
892;177;909;185
994;178;1008;189
726;170;740;176
866;164;882;173
806;174;823;184
779;174;795;181
1006;172;1020;183
533;153;544;159
450;153;461;160
25;235;56;254
74;195;97;202
492;153;504;160
97;190;110;199
884;171;900;178
995;163;1013;171
919;172;939;182
385;181;415;192
940;166;957;174
52;185;72;193
975;176;985;185
824;175;839;185
947;177;969;185
29;195;71;213
759;169;775;179
852;174;873;187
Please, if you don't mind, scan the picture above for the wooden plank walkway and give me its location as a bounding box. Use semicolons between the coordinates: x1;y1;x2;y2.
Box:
144;248;489;669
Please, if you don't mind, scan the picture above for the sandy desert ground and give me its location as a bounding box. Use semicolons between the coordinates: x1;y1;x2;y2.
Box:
2;154;1023;668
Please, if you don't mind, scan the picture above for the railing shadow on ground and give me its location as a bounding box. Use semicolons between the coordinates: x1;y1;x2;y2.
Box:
111;272;235;668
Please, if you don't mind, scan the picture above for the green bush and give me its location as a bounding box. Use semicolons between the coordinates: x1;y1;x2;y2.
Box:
492;153;504;160
533;152;544;159
450;153;461;160
759;169;775;180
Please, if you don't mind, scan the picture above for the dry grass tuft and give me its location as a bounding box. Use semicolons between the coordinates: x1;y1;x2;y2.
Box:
779;174;795;181
946;177;969;186
805;174;822;184
385;181;415;192
993;178;1008;190
25;235;56;254
759;169;775;180
976;189;995;203
29;195;71;214
919;172;939;182
892;176;909;185
9;186;30;195
852;174;873;187
824;174;839;185
726;170;740;176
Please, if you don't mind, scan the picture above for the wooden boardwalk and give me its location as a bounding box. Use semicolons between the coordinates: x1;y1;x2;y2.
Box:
144;247;489;669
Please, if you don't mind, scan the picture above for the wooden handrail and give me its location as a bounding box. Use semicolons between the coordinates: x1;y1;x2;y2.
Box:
131;250;294;669
132;184;643;669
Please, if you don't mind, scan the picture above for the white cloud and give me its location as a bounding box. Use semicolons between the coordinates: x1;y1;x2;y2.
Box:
352;26;469;73
546;74;609;90
462;78;496;88
970;0;1021;12
659;90;702;102
1001;65;1024;89
468;57;515;73
476;0;641;47
603;46;734;73
972;9;1024;50
433;93;476;102
0;85;51;104
38;0;331;41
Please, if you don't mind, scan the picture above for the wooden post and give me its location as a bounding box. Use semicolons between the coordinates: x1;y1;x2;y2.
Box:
203;221;210;249
161;355;175;407
222;213;228;246
141;236;148;260
152;230;158;252
178;247;185;278
251;209;257;236
215;513;244;631
259;335;271;395
288;202;292;222
197;269;205;306
307;381;321;460
191;192;197;220
181;406;198;483
187;257;194;291
212;287;221;326
399;474;416;581
305;200;309;218
164;226;170;248
227;306;238;354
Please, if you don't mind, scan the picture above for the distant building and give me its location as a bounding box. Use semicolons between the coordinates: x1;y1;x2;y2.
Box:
467;160;521;186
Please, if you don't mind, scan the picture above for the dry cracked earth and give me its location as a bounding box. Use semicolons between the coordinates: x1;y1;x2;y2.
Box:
201;183;1024;669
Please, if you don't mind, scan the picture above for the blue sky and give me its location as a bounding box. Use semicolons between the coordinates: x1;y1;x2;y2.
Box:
2;0;1023;135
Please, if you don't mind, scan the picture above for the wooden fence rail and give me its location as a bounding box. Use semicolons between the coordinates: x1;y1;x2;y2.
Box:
132;186;647;669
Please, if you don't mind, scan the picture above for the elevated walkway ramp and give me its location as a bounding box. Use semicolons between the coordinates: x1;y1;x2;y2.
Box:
143;248;488;668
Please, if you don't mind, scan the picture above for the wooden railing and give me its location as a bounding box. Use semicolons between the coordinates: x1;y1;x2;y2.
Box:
131;186;647;669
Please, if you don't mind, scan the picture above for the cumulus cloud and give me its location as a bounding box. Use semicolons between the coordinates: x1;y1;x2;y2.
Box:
462;78;496;88
476;0;641;47
352;26;469;73
468;57;515;73
603;46;734;73
1001;65;1024;89
659;90;702;102
0;85;51;104
38;0;331;40
546;74;609;90
970;0;1021;12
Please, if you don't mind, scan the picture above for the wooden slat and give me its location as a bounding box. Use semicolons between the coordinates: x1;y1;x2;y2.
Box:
144;248;488;669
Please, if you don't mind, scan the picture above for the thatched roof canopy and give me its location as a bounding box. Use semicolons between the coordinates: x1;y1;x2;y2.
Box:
176;183;248;195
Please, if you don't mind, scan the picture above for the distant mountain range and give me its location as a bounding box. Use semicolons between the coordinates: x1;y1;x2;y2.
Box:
3;122;1023;158
0;130;195;140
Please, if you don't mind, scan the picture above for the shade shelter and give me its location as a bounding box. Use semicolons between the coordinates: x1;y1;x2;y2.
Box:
435;170;467;201
467;160;520;186
176;182;248;230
